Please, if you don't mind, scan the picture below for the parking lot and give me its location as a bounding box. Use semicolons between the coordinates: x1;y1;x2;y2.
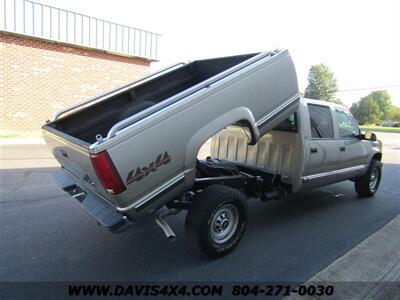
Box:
0;132;399;282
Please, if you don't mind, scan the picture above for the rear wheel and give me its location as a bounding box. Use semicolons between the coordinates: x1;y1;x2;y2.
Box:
185;185;247;258
355;159;382;197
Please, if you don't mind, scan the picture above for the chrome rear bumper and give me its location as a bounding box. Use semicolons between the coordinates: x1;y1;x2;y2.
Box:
53;169;131;233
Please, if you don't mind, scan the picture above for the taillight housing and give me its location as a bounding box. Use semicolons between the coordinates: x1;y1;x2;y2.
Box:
90;151;126;195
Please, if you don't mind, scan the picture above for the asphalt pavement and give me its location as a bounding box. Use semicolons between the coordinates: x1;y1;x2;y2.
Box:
288;215;400;300
0;133;399;284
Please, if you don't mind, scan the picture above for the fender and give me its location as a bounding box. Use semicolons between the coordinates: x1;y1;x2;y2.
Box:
364;141;383;173
183;107;259;187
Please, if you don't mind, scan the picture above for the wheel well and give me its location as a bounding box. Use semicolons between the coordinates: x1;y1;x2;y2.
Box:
185;108;260;187
372;153;382;161
196;119;257;161
234;119;258;145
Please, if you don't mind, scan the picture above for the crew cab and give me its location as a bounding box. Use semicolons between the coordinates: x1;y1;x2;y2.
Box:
42;50;382;258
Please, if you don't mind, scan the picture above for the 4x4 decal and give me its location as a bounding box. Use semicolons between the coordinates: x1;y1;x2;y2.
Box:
126;151;171;185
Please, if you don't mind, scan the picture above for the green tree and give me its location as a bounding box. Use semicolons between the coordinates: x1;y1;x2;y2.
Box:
392;106;400;123
304;64;338;102
369;90;392;120
350;96;382;125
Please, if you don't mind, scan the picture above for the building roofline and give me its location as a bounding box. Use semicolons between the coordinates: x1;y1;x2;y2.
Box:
1;0;160;60
1;30;158;62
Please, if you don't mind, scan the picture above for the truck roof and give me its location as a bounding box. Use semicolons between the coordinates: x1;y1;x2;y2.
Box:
302;97;348;111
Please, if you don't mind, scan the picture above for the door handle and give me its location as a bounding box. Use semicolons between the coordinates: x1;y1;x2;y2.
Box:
310;147;318;153
340;146;346;152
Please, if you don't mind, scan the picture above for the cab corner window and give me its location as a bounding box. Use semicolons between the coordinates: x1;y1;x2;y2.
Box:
335;109;359;138
307;104;334;139
273;113;297;132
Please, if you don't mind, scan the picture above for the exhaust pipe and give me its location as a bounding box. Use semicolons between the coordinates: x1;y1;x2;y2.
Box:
156;215;176;241
156;209;178;241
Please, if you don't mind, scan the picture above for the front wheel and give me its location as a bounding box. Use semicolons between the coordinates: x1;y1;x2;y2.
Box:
355;159;382;197
185;185;248;258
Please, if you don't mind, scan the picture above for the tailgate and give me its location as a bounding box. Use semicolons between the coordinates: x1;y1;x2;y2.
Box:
42;127;103;196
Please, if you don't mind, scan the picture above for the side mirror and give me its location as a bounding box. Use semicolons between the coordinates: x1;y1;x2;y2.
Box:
363;132;377;141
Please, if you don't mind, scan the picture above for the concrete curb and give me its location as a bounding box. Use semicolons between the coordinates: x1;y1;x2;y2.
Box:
286;215;400;299
0;137;45;145
0;159;59;169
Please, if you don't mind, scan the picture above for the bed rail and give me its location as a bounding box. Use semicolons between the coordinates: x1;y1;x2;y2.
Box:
105;51;278;140
53;62;186;121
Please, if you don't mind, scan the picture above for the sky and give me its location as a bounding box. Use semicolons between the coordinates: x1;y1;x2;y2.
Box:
35;0;400;107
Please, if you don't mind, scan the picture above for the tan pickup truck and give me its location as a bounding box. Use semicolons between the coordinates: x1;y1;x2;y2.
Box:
42;50;382;258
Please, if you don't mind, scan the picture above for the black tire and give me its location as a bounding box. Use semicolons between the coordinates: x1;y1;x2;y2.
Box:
355;159;382;197
185;185;248;258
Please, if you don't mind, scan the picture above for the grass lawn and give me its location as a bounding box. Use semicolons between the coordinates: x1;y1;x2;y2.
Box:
0;134;19;138
359;125;400;133
0;133;43;138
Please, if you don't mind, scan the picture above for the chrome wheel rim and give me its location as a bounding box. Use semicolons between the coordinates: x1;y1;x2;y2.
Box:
369;167;379;191
209;204;239;244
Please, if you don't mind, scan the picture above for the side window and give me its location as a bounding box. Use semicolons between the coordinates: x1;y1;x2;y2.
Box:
308;104;334;139
273;113;297;132
335;109;360;138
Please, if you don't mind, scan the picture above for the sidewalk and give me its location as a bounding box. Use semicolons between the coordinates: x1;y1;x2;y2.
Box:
0;137;210;169
0;139;59;169
287;215;400;299
0;137;45;145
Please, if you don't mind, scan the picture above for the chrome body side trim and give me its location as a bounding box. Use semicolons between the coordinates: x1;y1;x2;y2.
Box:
302;165;366;182
116;172;185;212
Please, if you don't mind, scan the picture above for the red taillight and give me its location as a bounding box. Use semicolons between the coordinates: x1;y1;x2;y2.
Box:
90;151;126;195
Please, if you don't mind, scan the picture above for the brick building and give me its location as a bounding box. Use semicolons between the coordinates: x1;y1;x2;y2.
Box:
0;0;160;135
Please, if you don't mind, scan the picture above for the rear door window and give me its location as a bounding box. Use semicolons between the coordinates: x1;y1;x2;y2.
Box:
308;104;334;139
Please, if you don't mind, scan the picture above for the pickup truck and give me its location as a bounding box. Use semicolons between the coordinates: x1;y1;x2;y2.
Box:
42;50;382;258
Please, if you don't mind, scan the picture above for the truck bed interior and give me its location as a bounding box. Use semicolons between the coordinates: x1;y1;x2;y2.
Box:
47;53;258;144
209;114;300;185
